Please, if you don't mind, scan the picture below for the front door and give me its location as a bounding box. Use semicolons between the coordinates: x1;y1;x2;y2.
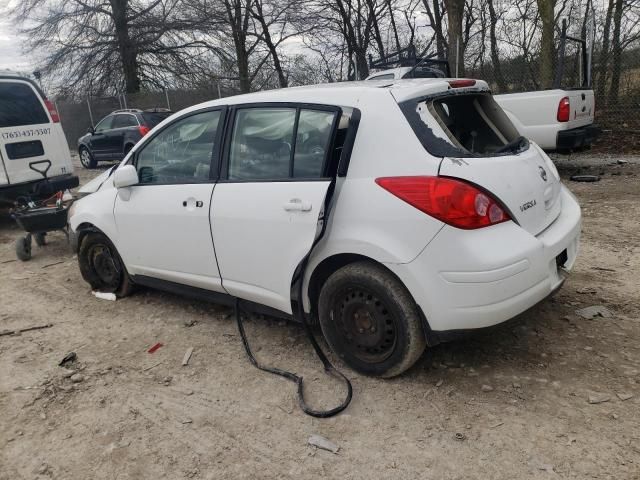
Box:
114;108;226;291
211;106;339;314
90;115;115;158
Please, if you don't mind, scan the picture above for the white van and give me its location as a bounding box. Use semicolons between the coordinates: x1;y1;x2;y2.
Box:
0;73;78;206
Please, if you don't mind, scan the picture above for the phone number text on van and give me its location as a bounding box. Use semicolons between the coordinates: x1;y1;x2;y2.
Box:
2;128;51;140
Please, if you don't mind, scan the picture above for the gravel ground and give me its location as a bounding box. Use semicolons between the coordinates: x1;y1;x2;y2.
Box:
1;152;639;479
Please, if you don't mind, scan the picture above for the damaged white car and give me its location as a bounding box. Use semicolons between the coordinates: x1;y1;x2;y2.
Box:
69;79;581;377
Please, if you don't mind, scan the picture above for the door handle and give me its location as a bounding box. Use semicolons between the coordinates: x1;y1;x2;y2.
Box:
283;199;312;212
182;199;203;208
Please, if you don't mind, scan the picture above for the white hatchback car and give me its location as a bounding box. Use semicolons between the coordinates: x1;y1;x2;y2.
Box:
69;79;581;377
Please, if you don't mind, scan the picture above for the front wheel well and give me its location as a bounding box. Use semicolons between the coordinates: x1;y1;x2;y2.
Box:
74;222;102;252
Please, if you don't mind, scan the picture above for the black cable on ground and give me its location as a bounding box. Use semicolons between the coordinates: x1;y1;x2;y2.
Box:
235;297;353;418
234;118;354;417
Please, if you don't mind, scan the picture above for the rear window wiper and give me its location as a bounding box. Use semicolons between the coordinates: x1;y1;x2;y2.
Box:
495;136;528;154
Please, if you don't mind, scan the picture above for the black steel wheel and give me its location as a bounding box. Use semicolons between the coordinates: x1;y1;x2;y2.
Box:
332;287;398;364
15;234;32;261
318;261;426;378
78;232;133;296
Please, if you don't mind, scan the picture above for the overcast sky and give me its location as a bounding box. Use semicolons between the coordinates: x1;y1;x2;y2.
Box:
0;1;32;73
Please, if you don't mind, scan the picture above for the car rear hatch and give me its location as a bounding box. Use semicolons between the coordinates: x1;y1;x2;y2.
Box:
398;86;562;235
0;79;61;185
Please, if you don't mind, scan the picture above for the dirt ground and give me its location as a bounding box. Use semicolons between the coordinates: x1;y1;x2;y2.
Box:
1;152;639;479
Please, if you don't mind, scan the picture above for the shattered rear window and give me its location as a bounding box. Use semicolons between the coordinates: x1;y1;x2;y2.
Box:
400;92;527;158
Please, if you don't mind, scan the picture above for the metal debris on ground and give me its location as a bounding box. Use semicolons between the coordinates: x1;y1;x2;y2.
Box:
570;174;600;182
0;323;53;337
182;347;194;366
58;352;77;366
147;343;163;354
575;305;612;320
308;434;340;454
454;432;466;441
92;291;117;301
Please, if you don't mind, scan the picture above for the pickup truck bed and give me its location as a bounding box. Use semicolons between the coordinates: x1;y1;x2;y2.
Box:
494;89;599;151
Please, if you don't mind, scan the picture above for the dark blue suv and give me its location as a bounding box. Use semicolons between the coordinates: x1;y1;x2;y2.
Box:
77;108;172;168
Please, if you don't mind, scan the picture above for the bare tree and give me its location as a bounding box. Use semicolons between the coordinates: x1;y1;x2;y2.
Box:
536;0;556;88
487;0;507;90
444;0;465;75
12;0;203;95
422;0;447;60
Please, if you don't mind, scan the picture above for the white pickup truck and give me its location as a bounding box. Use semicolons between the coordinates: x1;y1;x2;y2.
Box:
493;89;598;151
365;24;600;152
365;66;599;152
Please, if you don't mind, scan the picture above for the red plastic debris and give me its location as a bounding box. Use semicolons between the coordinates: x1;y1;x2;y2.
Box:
147;342;163;354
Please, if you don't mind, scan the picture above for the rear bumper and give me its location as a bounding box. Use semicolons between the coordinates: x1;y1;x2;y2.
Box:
0;174;79;203
386;185;581;335
556;124;601;150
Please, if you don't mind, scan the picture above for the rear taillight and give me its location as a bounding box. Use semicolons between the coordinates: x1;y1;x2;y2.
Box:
375;176;510;229
138;125;150;136
557;97;570;122
448;79;476;88
44;99;60;123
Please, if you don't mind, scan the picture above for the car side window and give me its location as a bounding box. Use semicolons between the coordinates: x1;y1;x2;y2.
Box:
228;107;337;181
293;110;335;178
229;108;295;180
95;115;114;133
135;110;221;185
112;114;138;129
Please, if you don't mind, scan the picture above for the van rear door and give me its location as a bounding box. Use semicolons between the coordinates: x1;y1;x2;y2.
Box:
0;78;72;186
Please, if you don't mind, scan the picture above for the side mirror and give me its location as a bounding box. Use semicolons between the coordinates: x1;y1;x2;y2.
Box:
87;126;95;135
113;165;138;188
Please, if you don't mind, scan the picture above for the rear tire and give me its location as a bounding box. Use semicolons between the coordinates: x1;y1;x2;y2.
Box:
15;235;32;261
79;147;96;169
78;232;133;297
318;261;426;378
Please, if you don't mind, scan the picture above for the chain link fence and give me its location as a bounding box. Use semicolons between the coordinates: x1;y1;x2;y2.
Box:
56;84;238;150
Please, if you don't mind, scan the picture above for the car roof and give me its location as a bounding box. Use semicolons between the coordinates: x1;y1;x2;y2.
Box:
178;79;490;115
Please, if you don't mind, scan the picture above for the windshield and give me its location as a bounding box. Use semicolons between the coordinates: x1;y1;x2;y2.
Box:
400;92;527;158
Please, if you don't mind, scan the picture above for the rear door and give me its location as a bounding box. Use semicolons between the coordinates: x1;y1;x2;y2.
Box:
108;113;139;157
0;79;66;185
211;105;339;314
